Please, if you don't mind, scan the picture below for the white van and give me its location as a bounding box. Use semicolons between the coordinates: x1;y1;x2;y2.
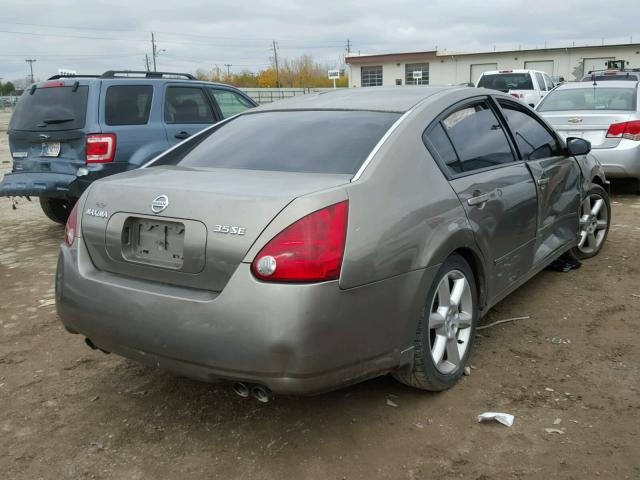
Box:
476;69;555;108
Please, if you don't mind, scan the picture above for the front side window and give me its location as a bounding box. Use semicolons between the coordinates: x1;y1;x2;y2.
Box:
361;66;383;87
405;63;429;85
105;85;153;126
537;87;637;112
164;87;214;124
426;100;515;174
499;101;561;160
535;72;546;91
209;89;254;118
155;110;401;175
477;73;534;91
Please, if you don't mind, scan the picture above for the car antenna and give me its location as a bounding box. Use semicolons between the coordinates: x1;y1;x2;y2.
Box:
591;71;597;86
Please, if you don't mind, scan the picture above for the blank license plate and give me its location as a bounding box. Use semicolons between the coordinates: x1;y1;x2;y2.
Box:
41;142;61;157
123;218;185;269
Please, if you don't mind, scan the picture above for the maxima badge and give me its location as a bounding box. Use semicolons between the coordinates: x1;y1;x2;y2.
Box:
151;195;169;213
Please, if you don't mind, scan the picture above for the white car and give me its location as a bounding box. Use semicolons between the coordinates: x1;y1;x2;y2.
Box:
476;69;555;108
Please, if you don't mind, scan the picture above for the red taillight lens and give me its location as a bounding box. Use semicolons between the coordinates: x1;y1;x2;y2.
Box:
42;81;65;88
86;133;116;163
251;201;349;282
65;202;79;247
606;120;640;141
509;93;524;99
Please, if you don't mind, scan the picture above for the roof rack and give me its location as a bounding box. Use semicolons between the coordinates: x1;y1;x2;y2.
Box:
100;70;196;80
47;74;101;80
586;68;640;75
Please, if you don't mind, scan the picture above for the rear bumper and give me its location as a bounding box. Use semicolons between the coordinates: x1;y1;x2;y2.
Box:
0;163;130;198
0;172;76;198
591;141;640;179
56;240;434;395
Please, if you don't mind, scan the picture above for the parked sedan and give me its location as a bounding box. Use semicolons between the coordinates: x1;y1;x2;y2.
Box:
56;86;610;400
537;80;640;186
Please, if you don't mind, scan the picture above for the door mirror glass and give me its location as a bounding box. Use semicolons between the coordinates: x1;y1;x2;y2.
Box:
566;137;591;156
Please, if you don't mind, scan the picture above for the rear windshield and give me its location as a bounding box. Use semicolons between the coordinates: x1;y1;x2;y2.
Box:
477;73;534;91
10;86;89;131
537;87;636;112
159;110;401;175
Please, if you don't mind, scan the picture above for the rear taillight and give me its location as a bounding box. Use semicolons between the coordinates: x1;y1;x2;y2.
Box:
510;93;524;99
606;121;640;141
86;134;116;163
42;81;65;88
65;202;79;247
251;201;349;283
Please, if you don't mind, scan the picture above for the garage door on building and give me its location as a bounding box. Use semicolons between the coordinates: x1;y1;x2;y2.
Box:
524;60;554;76
470;63;497;84
583;57;614;76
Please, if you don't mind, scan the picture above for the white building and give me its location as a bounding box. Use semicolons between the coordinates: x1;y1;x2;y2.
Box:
346;43;640;87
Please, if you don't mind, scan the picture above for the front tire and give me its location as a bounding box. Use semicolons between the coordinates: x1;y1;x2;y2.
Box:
569;185;610;260
39;197;75;224
394;254;478;391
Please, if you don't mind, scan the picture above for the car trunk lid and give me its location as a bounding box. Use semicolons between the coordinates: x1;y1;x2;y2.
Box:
541;110;634;149
81;166;351;292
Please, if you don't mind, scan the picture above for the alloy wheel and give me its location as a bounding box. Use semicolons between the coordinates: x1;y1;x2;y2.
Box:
428;269;473;374
577;193;609;255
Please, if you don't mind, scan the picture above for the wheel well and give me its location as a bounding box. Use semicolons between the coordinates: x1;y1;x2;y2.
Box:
452;247;487;313
592;175;605;188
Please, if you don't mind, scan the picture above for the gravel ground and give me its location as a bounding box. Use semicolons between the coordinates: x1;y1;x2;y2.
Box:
0;110;639;479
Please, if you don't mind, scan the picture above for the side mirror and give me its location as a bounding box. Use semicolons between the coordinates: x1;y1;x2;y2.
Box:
566;137;591;156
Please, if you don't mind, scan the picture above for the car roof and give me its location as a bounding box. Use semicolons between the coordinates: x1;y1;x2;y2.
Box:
480;70;544;75
554;80;640;90
252;86;460;113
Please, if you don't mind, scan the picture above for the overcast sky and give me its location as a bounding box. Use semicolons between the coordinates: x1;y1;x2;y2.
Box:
1;0;639;83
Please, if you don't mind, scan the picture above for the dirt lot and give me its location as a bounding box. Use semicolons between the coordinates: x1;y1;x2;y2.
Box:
0;110;639;480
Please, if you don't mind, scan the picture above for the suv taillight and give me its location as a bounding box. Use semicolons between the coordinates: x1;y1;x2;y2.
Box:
606;121;640;141
251;201;349;282
65;202;79;247
86;134;116;163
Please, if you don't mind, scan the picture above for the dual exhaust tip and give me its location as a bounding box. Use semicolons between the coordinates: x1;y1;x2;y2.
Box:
232;382;272;403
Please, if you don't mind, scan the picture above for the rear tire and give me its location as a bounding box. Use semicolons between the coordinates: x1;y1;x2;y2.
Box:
568;185;610;260
39;197;75;225
394;254;478;391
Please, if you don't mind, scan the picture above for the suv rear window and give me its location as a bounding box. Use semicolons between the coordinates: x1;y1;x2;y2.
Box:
158;110;401;174
537;87;636;111
10;86;88;131
105;85;153;125
477;73;534;91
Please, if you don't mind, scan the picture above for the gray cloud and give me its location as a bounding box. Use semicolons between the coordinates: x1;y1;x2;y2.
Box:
1;0;638;82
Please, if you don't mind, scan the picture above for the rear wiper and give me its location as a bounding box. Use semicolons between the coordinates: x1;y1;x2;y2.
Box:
42;118;74;124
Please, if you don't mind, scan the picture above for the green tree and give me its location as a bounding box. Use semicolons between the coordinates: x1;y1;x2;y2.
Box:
2;81;16;95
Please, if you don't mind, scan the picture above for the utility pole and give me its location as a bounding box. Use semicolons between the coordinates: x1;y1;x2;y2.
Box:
151;32;158;72
224;64;232;78
272;40;280;88
145;54;151;72
346;39;352;55
25;59;36;84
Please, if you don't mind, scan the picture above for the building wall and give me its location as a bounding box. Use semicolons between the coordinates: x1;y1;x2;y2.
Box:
347;44;640;87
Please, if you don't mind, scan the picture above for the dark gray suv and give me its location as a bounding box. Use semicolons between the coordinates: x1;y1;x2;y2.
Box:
0;70;256;223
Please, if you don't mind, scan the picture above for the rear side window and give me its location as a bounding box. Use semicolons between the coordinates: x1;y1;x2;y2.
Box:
156;110;401;175
209;89;254;118
499;101;561;160
164;87;214;124
105;85;153;126
537;87;636;111
423;123;461;173
10;86;88;131
477;73;534;91
427;101;515;174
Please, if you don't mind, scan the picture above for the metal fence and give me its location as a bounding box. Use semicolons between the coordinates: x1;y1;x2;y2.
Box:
240;88;338;105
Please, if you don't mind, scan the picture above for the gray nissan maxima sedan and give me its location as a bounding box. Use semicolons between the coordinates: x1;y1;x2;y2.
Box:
56;86;610;400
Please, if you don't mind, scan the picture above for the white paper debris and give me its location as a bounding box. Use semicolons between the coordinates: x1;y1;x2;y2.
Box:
386;399;398;407
544;428;565;434
477;412;515;427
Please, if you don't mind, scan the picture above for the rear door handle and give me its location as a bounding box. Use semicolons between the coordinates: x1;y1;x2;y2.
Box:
467;193;490;206
174;131;190;140
537;177;549;187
